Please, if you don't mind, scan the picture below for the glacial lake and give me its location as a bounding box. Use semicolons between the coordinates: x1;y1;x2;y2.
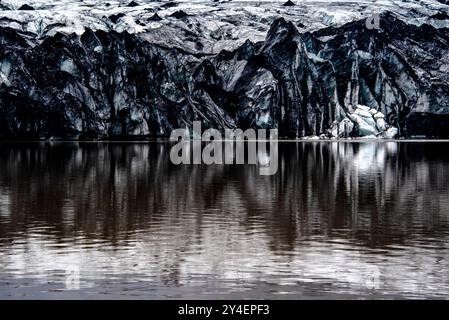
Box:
0;141;449;299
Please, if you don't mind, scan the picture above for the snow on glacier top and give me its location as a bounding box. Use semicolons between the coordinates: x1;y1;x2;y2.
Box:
0;0;448;53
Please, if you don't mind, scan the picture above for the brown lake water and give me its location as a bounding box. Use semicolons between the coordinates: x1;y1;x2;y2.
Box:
0;141;449;299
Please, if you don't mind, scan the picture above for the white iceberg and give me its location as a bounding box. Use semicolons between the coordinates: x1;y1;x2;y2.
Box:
332;105;398;139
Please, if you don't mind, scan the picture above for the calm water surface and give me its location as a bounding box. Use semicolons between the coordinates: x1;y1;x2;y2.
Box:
0;141;449;299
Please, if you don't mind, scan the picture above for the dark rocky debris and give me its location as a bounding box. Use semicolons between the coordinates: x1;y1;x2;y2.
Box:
431;12;449;20
126;1;140;8
148;13;162;21
109;13;126;24
160;2;178;9
283;0;295;6
18;4;35;10
170;10;189;19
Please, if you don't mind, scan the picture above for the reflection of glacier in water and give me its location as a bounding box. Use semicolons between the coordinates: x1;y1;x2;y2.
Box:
342;142;397;173
0;142;449;299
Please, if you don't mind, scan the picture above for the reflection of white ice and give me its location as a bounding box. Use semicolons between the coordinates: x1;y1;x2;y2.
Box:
257;150;270;166
352;143;398;174
0;191;11;218
2;219;449;298
385;142;398;154
353;144;379;172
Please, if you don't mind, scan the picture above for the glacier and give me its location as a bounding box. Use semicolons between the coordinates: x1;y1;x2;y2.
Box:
0;0;449;139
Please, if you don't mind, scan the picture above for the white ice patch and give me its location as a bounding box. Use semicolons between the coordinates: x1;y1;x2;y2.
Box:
384;127;398;139
60;58;77;75
376;118;387;132
316;8;359;27
317;35;337;42
0;0;445;40
0;59;12;86
349;113;377;136
334;105;396;138
256;111;270;127
354;108;373;119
